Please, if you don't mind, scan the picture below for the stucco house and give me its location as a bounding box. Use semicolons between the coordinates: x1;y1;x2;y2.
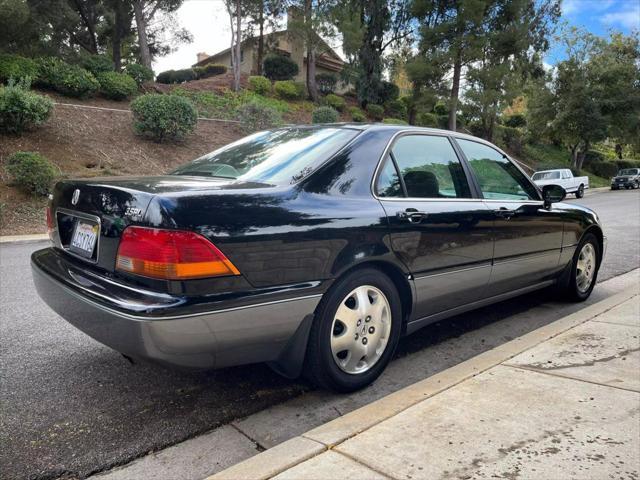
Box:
193;17;347;92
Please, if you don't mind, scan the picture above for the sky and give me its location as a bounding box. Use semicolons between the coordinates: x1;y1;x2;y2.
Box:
154;0;640;74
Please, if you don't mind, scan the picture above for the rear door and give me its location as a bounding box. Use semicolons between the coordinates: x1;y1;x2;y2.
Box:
375;133;494;320
455;138;565;295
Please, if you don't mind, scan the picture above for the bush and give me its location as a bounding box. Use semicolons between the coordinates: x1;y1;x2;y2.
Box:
588;161;618;178
312;106;339;124
196;63;227;79
97;72;137;100
379;81;399;102
274;80;305;100
248;75;271;95
0;54;38;84
433;102;448;116
615;159;640;169
366;103;384;121
384;99;407;120
37;59;99;97
416;112;438;127
325;93;346;112
5;151;57;195
499;125;524;155
125;64;154;86
237;101;283;133
504;113;526;128
156;68;196;84
263;54;299;81
80;54;113;76
0;80;54;134
130;94;197;142
316;72;337;94
349;106;366;122
382;118;408;125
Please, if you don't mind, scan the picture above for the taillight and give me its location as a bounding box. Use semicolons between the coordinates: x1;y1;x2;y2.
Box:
46;205;54;240
116;227;240;280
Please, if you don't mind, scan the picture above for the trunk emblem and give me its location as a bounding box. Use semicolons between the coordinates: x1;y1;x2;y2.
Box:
71;189;80;205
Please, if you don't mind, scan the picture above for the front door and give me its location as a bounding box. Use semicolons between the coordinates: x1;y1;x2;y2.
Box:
455;138;565;295
376;133;494;320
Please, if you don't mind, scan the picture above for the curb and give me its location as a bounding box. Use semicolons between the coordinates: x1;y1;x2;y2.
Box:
208;286;638;480
0;233;49;244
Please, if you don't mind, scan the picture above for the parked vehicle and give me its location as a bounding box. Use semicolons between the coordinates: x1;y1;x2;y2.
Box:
32;125;605;392
531;169;589;198
611;168;640;190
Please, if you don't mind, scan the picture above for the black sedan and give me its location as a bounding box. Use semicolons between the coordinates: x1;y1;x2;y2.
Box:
32;124;605;392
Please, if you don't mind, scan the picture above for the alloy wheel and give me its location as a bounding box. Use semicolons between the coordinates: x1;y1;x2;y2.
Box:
330;285;391;374
576;243;596;293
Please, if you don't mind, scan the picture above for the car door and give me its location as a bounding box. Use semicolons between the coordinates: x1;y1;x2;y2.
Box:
455;138;565;295
375;133;494;321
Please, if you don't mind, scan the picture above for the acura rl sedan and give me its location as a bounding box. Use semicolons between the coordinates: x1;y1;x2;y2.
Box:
32;124;605;392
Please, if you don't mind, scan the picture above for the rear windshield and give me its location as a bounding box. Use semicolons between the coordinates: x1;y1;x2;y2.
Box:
532;171;560;180
619;169;639;176
171;127;359;184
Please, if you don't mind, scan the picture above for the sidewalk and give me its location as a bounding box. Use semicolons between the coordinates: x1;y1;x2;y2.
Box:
211;288;639;480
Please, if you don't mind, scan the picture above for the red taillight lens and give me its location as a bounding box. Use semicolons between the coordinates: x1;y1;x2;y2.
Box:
115;227;240;280
46;206;54;239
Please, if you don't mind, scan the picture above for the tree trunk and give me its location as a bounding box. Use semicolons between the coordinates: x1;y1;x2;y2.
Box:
256;3;264;75
233;0;241;91
304;0;318;101
133;0;152;68
408;84;420;125
448;49;462;131
570;143;579;169
576;141;589;171
72;0;99;54
111;0;128;71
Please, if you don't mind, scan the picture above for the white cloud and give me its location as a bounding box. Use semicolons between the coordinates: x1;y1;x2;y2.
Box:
562;0;615;16
601;4;640;30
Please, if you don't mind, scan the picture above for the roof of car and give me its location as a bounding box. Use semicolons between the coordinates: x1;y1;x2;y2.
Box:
287;122;485;139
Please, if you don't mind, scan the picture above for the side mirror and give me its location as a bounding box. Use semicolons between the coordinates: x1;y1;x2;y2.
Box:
542;184;566;207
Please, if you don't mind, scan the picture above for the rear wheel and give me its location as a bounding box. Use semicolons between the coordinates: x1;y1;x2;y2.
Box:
305;268;402;392
575;184;584;198
561;233;600;302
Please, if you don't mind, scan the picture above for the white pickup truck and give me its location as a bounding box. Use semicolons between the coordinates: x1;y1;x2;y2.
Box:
531;169;589;198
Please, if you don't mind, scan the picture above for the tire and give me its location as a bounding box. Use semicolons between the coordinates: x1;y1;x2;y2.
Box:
634;181;639;189
561;233;600;302
575;184;584;198
304;267;403;392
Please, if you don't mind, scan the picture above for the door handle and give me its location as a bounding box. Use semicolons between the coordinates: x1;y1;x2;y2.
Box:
493;208;516;219
397;208;428;223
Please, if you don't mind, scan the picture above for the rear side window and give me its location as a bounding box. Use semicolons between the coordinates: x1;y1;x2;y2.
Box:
457;139;539;201
376;135;471;199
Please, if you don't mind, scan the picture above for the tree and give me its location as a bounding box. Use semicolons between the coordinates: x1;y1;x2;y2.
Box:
245;0;283;75
223;0;243;91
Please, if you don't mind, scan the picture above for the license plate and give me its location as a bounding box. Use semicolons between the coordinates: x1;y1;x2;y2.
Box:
69;220;99;258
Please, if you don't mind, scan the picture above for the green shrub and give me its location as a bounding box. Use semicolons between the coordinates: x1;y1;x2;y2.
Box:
416;112;438;127
433;102;448;116
130;94;197;142
196;63;227;78
274;80;305;100
263;54;299;81
366;103;384;121
237;101;283;133
504;113;526;128
384;99;407;119
499;125;524;155
80;54;113;76
0;80;54;134
382;118;408;125
615;159;640;169
312;106;339;124
97;72;137;100
588;161;618;178
349;106;366;122
0;54;38;84
156;68;196;84
325;93;346;112
38;59;99;97
125;64;154;86
248;75;271;95
156;70;175;84
5;151;57;195
379;81;399;102
316;72;337;94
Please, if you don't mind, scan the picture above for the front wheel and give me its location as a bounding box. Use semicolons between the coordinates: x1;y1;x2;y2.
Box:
561;233;600;302
575;184;585;198
304;268;402;392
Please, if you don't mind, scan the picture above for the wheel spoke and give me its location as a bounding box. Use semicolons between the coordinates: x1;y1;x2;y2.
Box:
331;332;353;355
355;287;371;318
343;342;366;372
335;303;358;329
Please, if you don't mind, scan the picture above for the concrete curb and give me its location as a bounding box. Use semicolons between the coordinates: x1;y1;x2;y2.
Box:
0;233;48;244
208;286;638;480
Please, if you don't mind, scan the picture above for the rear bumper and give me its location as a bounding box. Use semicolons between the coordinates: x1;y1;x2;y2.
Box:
31;248;321;370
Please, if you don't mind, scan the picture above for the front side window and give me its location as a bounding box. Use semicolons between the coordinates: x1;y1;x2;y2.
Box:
457;139;539;201
377;135;471;199
171;127;359;185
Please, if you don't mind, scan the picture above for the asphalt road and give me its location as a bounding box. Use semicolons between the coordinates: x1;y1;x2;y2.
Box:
1;189;638;480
